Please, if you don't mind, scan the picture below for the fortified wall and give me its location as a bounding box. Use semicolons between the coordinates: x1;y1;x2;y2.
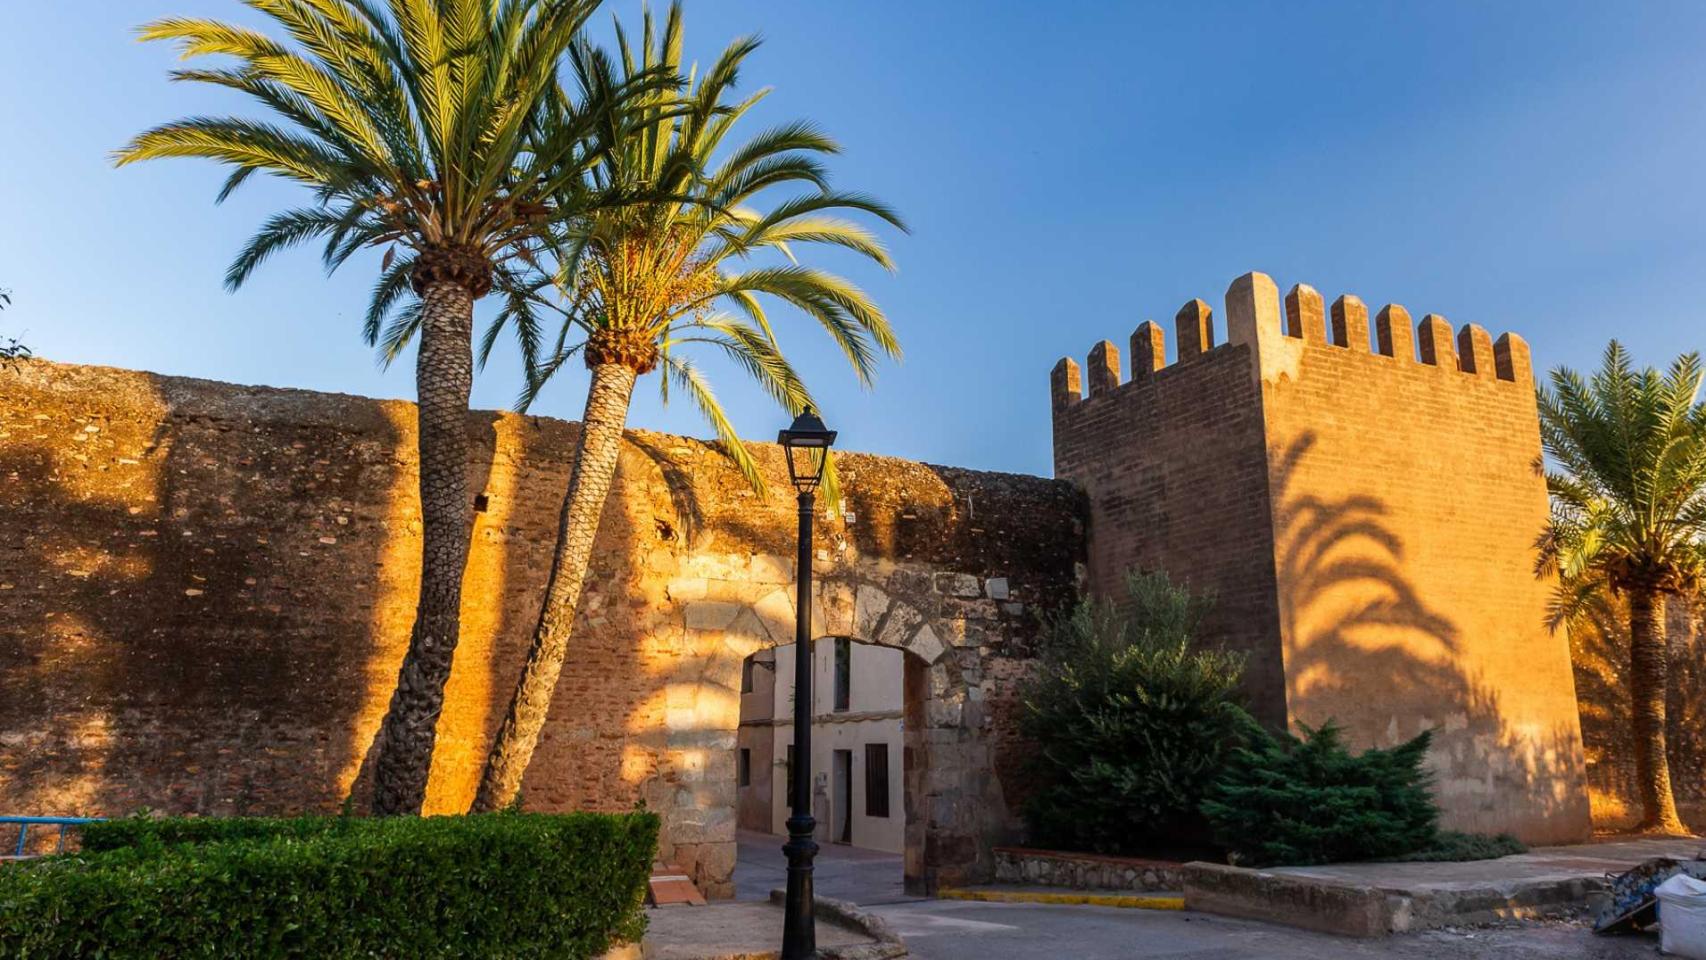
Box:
1052;271;1593;844
0;360;1084;895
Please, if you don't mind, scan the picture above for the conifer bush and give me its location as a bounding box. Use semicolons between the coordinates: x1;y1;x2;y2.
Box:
1201;721;1439;866
1020;571;1255;855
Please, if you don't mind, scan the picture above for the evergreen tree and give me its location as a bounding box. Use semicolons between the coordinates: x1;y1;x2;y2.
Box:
1202;722;1439;866
1020;570;1254;855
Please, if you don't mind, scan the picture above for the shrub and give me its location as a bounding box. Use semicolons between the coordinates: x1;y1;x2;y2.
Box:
1392;830;1526;863
0;811;657;959
1201;721;1439;866
1020;570;1256;855
81;811;358;852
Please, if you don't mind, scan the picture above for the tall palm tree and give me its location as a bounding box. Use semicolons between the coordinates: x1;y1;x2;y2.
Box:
116;0;616;815
1538;341;1706;834
465;4;905;810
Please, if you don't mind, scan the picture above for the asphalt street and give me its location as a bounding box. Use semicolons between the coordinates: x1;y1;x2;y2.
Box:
730;830;1660;960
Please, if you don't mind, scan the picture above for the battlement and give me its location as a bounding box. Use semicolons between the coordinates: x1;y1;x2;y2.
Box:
1051;271;1533;412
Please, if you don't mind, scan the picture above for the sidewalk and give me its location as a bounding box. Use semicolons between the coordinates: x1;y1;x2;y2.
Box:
733;829;916;905
643;899;901;960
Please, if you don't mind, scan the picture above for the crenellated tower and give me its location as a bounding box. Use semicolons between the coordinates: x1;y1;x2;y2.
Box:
1051;271;1591;845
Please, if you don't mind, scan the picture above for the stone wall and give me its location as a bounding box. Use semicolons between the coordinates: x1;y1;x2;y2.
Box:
992;847;1184;892
1052;271;1592;845
0;360;1084;895
1050;322;1286;725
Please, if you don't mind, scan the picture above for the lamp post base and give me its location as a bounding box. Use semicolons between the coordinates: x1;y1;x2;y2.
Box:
781;814;819;958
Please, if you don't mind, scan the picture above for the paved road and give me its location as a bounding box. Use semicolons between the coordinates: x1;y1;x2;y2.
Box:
729;830;1658;959
732;829;915;905
869;899;1656;960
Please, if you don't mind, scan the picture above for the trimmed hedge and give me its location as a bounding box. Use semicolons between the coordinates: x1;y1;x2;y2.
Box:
0;811;657;959
80;812;359;853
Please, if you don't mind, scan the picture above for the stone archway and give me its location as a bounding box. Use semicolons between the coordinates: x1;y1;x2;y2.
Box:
671;564;1004;897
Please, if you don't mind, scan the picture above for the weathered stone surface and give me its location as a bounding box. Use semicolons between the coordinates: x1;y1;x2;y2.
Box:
0;359;1084;898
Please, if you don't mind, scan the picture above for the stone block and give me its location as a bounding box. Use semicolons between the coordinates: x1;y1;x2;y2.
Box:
752;588;794;643
876;602;923;648
666;577;708;602
907;623;946;664
816;579;856;635
683;600;743;631
854;584;892;637
747;553;794;584
933;572;981;597
680;552;743;580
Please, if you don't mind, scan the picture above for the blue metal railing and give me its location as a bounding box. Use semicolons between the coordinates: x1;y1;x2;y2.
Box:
2;816;102;857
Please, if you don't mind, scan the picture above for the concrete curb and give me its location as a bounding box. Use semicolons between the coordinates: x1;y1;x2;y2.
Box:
940;887;1185;910
767;890;908;960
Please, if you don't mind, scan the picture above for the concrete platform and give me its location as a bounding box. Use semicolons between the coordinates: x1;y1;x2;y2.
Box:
1182;836;1706;937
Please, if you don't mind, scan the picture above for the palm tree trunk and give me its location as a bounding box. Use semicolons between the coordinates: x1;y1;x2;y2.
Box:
371;280;477;816
1628;587;1686;833
472;361;639;811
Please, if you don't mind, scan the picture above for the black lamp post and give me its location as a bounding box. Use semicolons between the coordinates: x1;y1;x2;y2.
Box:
777;408;835;960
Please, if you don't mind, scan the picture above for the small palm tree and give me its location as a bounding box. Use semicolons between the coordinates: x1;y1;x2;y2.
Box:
465;4;905;810
116;0;616;815
1538;341;1706;834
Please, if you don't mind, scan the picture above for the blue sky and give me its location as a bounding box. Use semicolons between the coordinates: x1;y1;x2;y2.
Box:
4;2;1706;477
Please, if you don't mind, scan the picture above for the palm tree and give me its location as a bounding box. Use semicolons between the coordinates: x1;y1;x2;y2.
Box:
464;4;905;810
1537;341;1706;834
116;0;617;816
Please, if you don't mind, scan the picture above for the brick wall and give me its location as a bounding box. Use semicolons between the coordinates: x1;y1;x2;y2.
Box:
0;360;1084;894
1254;278;1591;844
1052;323;1287;724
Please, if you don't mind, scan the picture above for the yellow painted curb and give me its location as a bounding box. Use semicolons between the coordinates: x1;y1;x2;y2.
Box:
938;888;1185;910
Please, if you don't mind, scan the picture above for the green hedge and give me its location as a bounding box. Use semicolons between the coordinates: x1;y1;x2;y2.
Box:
80;812;358;853
0;811;657;959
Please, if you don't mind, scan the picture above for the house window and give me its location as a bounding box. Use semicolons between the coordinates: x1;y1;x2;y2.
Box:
834;637;851;712
741;658;755;693
738;748;751;787
865;743;890;818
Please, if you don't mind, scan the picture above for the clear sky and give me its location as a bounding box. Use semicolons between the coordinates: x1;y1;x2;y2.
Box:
4;2;1706;477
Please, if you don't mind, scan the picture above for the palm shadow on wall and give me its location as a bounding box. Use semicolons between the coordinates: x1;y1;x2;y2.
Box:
1569;594;1706;827
1270;432;1585;835
0;373;408;829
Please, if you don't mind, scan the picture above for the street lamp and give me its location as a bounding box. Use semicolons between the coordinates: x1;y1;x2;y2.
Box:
777;408;835;960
